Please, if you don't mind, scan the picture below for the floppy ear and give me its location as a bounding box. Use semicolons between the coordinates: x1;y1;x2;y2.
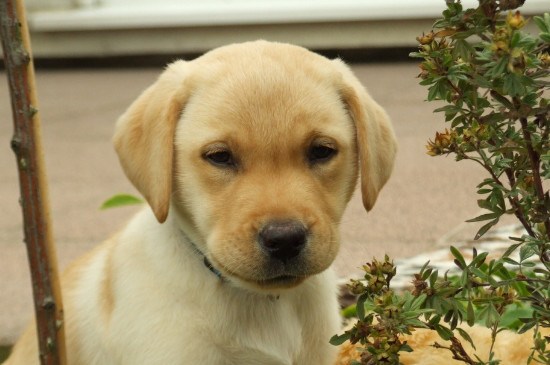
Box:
113;61;191;223
333;59;398;212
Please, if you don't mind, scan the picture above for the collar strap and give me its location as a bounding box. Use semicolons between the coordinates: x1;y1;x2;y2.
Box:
202;256;225;281
181;230;225;281
181;230;280;301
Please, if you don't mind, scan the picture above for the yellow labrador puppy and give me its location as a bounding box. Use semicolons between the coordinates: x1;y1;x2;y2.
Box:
6;40;397;365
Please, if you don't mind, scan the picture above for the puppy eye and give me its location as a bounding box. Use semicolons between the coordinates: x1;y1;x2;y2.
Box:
308;144;337;164
204;150;234;167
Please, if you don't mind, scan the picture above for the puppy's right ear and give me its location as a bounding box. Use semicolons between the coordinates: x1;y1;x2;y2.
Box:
113;61;191;223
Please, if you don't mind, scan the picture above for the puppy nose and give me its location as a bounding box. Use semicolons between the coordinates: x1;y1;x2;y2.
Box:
260;221;307;262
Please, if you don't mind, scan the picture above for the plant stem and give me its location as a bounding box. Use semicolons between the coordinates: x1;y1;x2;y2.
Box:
458;149;536;236
0;0;66;364
433;337;477;365
488;321;499;360
503;168;536;237
519;116;550;241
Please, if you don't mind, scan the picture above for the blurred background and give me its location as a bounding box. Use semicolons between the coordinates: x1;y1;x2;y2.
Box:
1;0;548;359
12;0;548;63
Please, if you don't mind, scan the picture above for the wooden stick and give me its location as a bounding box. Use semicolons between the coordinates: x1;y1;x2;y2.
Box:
0;1;66;364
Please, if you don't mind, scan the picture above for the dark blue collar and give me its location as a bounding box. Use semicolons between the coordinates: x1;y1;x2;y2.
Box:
202;255;225;280
180;230;280;301
181;230;225;281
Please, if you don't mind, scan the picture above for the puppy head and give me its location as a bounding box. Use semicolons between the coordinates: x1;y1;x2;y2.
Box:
113;41;397;292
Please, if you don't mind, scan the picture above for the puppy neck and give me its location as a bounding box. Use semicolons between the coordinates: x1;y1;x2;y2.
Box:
181;229;225;281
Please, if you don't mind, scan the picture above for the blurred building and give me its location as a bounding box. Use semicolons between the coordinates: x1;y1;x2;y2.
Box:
17;0;550;58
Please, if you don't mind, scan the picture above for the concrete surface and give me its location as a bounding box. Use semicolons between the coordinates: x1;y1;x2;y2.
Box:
0;61;510;346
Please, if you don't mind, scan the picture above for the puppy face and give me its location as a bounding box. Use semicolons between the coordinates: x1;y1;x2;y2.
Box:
171;62;358;290
113;41;397;292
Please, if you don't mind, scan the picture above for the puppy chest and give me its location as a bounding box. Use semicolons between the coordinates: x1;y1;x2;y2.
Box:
209;296;304;360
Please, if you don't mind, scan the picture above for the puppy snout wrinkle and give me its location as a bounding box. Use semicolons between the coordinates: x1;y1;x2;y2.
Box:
259;221;307;262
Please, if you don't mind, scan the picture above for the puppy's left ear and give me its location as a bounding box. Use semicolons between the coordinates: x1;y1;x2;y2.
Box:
113;61;191;223
333;59;398;212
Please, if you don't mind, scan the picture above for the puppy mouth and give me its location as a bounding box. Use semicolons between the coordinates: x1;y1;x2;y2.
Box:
212;258;309;289
255;275;306;288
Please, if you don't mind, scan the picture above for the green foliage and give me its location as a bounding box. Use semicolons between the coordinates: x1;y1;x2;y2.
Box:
334;1;550;364
100;194;143;210
330;256;430;365
0;346;11;364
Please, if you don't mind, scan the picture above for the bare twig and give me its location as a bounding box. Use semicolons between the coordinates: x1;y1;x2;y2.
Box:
0;0;66;364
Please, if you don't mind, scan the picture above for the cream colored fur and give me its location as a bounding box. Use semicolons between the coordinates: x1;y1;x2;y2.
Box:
5;41;397;364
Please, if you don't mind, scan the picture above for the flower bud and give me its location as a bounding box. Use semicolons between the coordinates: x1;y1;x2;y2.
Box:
494;27;509;42
416;31;436;45
348;279;366;295
538;52;550;68
507;11;525;30
492;40;509;55
426;142;441;156
381;261;395;276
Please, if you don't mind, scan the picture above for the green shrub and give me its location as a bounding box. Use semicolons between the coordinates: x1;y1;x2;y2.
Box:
332;1;550;364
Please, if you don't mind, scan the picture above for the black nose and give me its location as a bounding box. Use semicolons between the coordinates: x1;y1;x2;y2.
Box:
259;221;307;262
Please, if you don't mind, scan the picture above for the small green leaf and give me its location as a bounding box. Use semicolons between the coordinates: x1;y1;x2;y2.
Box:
474;218;499;240
341;304;357;318
484;304;501;327
503;73;526;97
329;333;350;346
470;267;487;279
487;275;499;288
502;243;522;258
487;57;508;78
100;194;144;210
434;324;454;341
490;91;514;109
502;257;520;266
519;245;537;262
422;267;433;281
467;301;476;327
472;73;493;88
400;344;414;353
450;246;467;269
510;31;521;48
471;251;488;268
356;293;368;321
518;321;536;334
456;327;476;350
500;303;534;330
419;260;431;275
410;293;428;311
534;15;549;33
429;270;439;287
